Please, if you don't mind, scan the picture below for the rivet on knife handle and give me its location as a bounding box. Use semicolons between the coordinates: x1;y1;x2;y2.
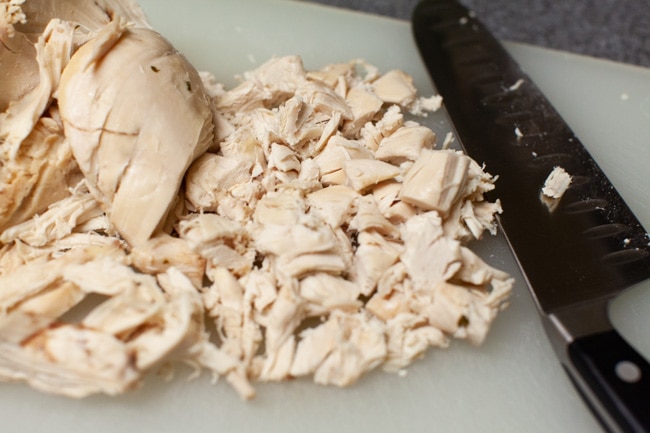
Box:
569;330;650;432
412;1;650;432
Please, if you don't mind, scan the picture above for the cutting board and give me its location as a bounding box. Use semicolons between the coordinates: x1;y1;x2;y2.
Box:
2;1;649;432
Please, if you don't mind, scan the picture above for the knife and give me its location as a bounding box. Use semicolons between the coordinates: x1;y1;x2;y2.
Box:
411;1;650;431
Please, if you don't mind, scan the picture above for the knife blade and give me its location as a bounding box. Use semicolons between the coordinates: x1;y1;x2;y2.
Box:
411;1;650;431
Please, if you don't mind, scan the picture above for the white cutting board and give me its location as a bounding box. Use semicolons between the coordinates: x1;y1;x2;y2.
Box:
2;1;649;432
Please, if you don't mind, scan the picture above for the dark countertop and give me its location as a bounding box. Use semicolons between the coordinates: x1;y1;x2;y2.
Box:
304;0;650;68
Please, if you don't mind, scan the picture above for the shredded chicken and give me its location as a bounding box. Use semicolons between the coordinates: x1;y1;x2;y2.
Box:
540;166;572;211
0;0;513;401
542;166;572;199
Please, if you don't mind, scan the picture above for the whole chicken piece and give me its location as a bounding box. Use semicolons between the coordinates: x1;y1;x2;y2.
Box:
58;18;214;246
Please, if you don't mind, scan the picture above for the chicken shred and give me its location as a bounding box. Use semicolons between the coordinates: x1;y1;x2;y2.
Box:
542;166;573;199
0;0;513;401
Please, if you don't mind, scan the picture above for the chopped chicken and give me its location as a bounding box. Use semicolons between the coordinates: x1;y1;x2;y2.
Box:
0;182;103;247
375;124;436;163
399;149;471;216
0;0;513;401
184;153;254;213
344;158;401;191
542;166;572;199
372;70;417;107
0;113;82;232
307;185;359;229
129;233;206;289
344;86;383;135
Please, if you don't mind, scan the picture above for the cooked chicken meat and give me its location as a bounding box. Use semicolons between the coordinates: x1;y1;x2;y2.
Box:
0;113;82;232
17;0;150;33
58;19;214;246
1;0;150;148
0;0;513;401
542;166;572;199
1;0;33;111
0;2;151;219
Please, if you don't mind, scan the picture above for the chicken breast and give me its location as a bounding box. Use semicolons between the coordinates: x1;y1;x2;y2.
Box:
58;18;214;246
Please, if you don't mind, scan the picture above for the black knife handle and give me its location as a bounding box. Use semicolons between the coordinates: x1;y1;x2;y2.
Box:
568;330;650;433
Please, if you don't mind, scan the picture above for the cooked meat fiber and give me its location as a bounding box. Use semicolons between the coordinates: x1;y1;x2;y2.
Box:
0;0;152;232
58;19;214;246
0;0;513;401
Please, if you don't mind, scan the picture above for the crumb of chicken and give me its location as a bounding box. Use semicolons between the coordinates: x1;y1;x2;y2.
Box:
542;166;572;199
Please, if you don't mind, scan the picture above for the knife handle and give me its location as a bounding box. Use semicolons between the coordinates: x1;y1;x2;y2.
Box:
568;330;650;433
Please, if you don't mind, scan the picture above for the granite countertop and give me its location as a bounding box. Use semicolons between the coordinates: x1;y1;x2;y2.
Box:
304;0;650;68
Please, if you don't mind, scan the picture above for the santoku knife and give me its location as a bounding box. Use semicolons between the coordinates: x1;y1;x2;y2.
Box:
412;1;650;432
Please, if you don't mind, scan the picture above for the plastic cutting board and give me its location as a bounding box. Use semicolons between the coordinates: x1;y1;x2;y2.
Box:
1;1;649;432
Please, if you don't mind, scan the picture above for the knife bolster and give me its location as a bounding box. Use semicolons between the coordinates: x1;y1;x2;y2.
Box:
542;300;611;377
545;298;612;351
